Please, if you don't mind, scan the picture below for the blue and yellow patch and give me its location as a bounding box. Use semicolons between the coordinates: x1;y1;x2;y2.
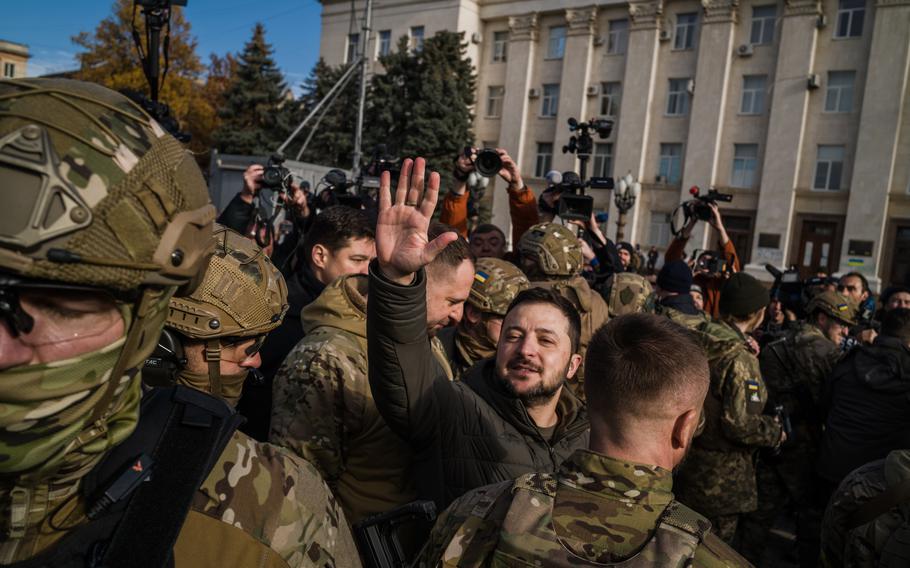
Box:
746;379;761;403
474;270;489;284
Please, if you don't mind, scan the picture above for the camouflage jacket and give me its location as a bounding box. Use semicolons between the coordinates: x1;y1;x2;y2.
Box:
418;449;749;567
178;430;361;567
270;274;417;524
532;275;609;400
675;320;782;516
820;449;910;568
660;304;710;331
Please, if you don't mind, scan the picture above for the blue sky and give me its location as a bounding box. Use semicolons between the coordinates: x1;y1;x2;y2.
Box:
2;0;325;90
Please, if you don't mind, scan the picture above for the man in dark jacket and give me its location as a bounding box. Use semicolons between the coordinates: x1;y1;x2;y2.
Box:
237;206;375;440
817;308;910;488
368;157;590;509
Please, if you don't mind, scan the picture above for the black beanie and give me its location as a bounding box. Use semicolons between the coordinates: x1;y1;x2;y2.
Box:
657;260;693;294
720;273;770;317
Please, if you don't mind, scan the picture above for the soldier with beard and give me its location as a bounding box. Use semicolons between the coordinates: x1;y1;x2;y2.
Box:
436;258;529;380
366;157;589;509
418;314;750;567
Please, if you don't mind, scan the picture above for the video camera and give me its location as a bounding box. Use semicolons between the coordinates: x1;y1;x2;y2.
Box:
556;117;615;221
765;264;808;317
685;186;733;221
317;148;401;211
694;250;730;276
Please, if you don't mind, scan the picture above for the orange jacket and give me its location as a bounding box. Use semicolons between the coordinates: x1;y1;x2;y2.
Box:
439;185;540;247
665;236;740;318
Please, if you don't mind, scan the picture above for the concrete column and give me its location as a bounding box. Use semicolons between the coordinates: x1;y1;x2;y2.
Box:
836;0;910;289
679;0;740;251
551;6;598;174
610;0;663;243
493;13;538;242
745;0;823;280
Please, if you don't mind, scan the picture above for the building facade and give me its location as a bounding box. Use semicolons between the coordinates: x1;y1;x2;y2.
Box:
0;40;28;79
319;0;910;289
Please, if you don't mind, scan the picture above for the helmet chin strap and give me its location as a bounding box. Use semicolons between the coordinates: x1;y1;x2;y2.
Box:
204;339;223;399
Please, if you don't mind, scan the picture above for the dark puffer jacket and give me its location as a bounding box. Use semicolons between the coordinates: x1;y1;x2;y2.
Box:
817;336;910;484
367;262;589;509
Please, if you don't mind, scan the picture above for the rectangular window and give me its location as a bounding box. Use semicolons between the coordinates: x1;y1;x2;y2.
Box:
607;19;629;55
674;13;698;50
492;31;508;62
486;86;505;118
378;30;391;57
541;84;560;117
649;211;673;248
825;71;856;112
666;78;690;116
600;82;622;117
547;26;566;59
346;33;360;64
750;5;776;45
835;0;865;38
813;145;846;190
731;144;759;188
410;26;425;52
593;143;614;178
659;143;683;184
535;143;554;178
741;75;767;114
2;63;15;78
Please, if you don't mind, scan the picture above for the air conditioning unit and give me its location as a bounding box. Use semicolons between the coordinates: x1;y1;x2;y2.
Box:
737;43;754;57
655;174;665;183
528;87;541;99
816;14;827;28
687;79;696;95
471;32;482;44
659;29;672;42
586;85;600;97
593;35;605;47
807;73;820;90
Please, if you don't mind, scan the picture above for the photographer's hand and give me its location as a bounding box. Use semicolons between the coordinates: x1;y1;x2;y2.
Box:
496;149;524;191
240;164;264;204
376;158;458;285
708;203;730;246
285;182;310;219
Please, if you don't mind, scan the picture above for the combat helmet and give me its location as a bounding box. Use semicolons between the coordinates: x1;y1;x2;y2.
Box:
607;272;654;317
468;258;530;317
147;225;289;403
0;78;215;477
806;290;857;326
518;222;583;278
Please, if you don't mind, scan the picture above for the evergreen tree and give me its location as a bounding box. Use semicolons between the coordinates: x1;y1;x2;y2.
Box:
214;23;293;155
291;59;360;168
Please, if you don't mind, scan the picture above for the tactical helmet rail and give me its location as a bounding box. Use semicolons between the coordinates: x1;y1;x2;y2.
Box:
0;78;216;479
468;258;530;317
518;223;583;277
806;290;857;326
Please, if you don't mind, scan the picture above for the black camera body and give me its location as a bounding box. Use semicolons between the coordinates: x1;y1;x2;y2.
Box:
556;173;593;222
261;153;292;192
685;186;733;221
464;147;503;178
695;251;729;275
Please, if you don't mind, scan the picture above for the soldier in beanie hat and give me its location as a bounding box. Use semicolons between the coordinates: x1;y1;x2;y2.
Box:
675;272;785;545
654;260;707;330
436;258;530;379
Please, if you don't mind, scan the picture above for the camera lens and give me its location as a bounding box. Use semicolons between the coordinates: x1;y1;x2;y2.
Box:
474;149;503;177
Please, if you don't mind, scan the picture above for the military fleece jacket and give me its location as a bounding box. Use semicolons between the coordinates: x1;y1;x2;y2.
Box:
367;263;590;509
270;274;417;524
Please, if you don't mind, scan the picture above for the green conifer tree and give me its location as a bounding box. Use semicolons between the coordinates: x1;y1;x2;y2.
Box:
214;23;292;155
290;59;360;167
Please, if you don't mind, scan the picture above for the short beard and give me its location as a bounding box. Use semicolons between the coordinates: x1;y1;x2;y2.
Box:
497;360;570;408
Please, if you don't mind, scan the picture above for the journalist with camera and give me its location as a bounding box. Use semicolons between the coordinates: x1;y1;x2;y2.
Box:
666;187;739;317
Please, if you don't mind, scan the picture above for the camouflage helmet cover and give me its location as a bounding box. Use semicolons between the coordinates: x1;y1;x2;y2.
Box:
0;78;215;295
806;290;857;326
518;222;583;277
608;272;654;317
468;258;530;316
167;224;289;339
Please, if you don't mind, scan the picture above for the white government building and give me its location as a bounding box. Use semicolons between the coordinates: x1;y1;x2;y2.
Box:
318;0;910;290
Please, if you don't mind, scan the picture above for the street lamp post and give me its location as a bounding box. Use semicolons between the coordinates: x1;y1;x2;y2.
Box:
614;173;641;242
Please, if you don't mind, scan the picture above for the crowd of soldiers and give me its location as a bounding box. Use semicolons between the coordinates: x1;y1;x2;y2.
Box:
1;78;909;567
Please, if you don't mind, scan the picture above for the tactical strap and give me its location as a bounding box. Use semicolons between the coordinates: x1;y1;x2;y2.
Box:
658;500;711;541
205;338;223;398
847;478;910;531
100;386;242;568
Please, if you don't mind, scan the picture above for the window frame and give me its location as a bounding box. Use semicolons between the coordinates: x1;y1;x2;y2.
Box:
750;5;776;45
600;82;622;117
607;19;629;55
492;31;508;62
346;33;360;64
410;26;425;52
377;30;392;58
546;26;567;59
674;13;699;50
666;78;690;117
593;143;614;178
824;71;856;113
813;145;846;191
535;143;554;178
740;75;767;115
486;85;505;118
2;62;15;78
541;84;560;118
834;0;865;39
731;144;759;188
659;143;684;185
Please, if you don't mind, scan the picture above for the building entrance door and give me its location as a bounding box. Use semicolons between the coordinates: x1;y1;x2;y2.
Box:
797;220;838;279
888;224;910;286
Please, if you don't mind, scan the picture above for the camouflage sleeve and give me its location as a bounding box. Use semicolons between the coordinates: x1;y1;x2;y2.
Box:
194;432;363;568
270;338;367;484
719;351;781;448
801;337;843;406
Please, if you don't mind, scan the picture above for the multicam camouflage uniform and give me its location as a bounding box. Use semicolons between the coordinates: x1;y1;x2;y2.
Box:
271;274;418;524
674;320;782;544
437;258;529;380
739;291;856;563
820;449;910;568
417;449;749;567
518;223;609;400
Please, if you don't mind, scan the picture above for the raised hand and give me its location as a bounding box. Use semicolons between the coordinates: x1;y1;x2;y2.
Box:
376;157;458;284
